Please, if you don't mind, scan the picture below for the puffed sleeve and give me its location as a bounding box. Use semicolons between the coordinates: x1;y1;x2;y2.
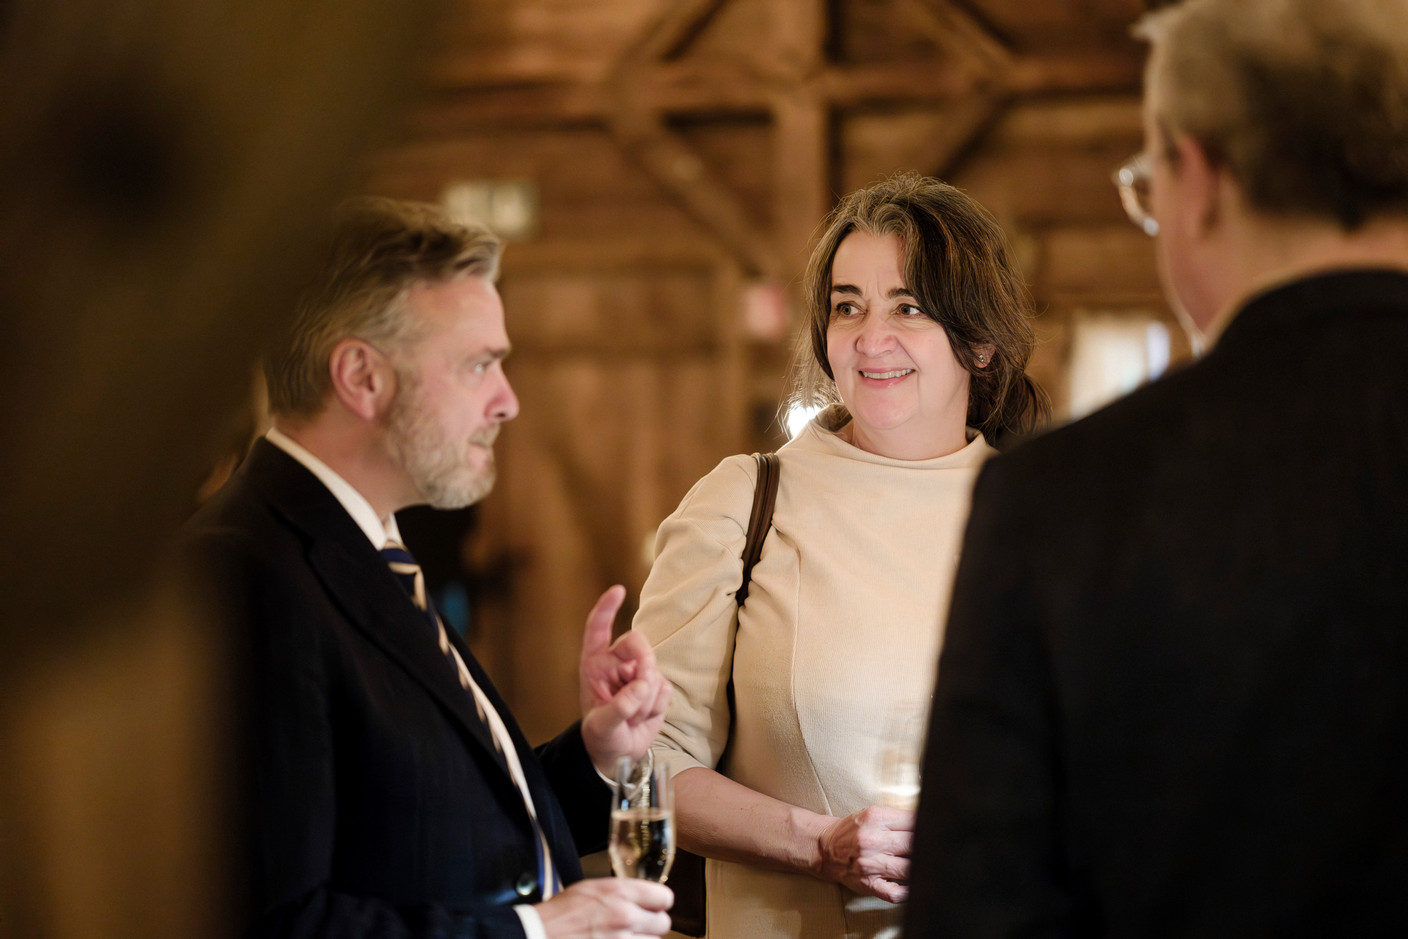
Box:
631;454;758;774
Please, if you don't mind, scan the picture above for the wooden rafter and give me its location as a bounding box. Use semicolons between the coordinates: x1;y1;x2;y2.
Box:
602;0;802;277
769;0;832;277
412;53;1141;132
772;0;829;78
628;0;732;63
900;0;1015;76
771;86;831;274
902;90;1011;180
606;109;781;275
410;0;1145;286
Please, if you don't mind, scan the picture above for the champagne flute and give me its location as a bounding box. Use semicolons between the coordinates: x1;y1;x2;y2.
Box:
876;704;925;811
609;754;676;882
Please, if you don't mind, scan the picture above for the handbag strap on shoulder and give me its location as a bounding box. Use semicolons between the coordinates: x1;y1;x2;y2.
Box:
737;451;779;607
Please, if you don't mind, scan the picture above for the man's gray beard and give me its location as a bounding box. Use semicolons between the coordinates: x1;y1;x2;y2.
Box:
385;394;496;510
414;454;495;510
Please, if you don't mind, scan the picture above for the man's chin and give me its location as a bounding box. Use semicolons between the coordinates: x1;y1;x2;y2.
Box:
423;470;495;511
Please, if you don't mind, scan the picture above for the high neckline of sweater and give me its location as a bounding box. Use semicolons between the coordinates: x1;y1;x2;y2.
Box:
787;418;995;469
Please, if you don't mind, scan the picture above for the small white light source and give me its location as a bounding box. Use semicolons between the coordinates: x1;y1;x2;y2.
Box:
441;179;538;241
785;403;823;439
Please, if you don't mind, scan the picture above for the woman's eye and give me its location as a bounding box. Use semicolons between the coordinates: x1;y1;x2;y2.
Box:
832;301;860;317
898;303;925;317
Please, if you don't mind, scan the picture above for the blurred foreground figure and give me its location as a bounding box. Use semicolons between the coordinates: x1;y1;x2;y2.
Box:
906;0;1408;935
0;1;438;934
185;199;673;938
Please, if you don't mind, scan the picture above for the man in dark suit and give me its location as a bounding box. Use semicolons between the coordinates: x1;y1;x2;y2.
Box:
905;0;1408;935
187;198;674;938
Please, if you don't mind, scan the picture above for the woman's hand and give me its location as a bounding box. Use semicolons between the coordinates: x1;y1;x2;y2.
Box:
814;806;914;902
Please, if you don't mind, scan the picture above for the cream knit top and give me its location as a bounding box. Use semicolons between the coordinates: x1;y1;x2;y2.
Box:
633;418;996;939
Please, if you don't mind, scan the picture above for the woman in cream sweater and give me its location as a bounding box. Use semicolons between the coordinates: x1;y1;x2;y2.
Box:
632;174;1048;938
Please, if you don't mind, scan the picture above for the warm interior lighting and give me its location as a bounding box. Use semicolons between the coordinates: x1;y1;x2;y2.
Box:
785;403;823;439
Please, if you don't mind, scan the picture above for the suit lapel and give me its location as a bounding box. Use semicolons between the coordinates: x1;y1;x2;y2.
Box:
240;441;511;777
308;539;510;762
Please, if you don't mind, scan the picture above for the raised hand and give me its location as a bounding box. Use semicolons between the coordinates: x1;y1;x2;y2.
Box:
578;585;672;776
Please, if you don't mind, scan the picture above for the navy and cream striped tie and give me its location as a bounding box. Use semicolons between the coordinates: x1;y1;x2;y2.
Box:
379;540;561;899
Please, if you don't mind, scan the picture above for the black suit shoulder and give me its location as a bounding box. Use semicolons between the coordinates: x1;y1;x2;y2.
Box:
908;271;1408;938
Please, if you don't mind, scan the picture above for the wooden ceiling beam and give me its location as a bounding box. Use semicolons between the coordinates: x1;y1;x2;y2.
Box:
607;111;781;276
510;339;725;360
770;0;831;278
502;237;728;273
817;61;985;108
412;52;1139;132
771;88;832;275
901;90;1010;179
1006;52;1144;94
898;0;1015;75
629;0;733;63
773;0;830;77
614;60;778;115
404;85;612;133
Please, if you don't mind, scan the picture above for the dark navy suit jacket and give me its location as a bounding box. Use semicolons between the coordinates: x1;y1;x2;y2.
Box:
186;440;609;938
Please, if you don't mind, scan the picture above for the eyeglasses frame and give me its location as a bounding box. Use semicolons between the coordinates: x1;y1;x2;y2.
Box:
1113;152;1160;237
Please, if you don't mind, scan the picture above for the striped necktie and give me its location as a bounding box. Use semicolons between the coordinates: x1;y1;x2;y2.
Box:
379;540;561;899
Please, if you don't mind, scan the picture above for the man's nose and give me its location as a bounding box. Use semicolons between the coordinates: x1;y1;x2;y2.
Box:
491;372;519;423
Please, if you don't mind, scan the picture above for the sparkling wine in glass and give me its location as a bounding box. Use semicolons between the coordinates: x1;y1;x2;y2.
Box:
609;754;676;883
876;704;925;811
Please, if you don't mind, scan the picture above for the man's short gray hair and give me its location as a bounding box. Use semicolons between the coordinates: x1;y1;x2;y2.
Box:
1138;0;1408;229
265;197;502;417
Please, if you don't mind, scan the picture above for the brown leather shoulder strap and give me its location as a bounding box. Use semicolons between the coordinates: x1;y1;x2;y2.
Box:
736;452;779;607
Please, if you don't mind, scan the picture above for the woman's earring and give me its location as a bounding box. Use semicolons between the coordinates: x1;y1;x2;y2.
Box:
977;352;988;365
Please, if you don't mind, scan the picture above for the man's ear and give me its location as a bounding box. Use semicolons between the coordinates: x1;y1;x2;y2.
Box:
328;338;395;421
1172;134;1223;238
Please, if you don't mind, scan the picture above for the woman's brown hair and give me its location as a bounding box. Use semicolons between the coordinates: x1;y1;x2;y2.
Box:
793;172;1048;444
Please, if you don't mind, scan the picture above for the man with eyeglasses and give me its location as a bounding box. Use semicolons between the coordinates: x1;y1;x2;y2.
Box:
905;0;1408;935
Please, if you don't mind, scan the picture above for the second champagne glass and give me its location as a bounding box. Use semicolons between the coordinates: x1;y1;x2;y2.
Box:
609;754;676;883
876;704;925;810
